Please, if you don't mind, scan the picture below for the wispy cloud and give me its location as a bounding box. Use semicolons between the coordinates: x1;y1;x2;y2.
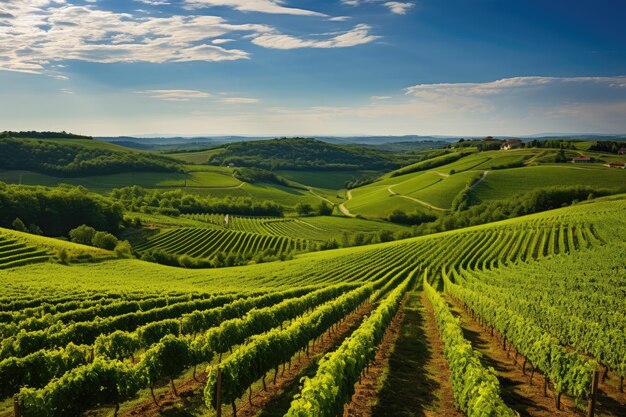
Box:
138;89;212;101
134;0;170;5
252;24;379;49
222;97;259;104
384;2;414;15
183;0;326;16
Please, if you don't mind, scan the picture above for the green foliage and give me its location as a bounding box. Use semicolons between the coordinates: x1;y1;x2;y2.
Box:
114;240;133;258
92;231;119;250
388;209;437;225
285;274;414;417
390;151;472;177
17;358;145;417
69;224;96;245
0;131;92;140
424;277;516;417
317;202;333;216
0;137;181;177
232;167;292;187
295;202;314;216
11;218;27;232
111;185;283;217
0;183;123;236
94;331;140;361
208;138;399;171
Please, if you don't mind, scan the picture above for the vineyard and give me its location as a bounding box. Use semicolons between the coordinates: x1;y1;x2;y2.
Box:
0;197;625;417
0;234;49;269
135;227;309;259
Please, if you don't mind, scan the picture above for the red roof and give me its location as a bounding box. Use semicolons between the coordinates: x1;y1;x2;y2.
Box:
608;161;625;166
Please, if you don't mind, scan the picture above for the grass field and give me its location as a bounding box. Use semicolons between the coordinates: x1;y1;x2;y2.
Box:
344;148;626;218
275;170;379;189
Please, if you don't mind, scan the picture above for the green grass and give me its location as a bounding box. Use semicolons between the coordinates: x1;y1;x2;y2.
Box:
275;170;379;189
168;148;223;164
473;165;626;202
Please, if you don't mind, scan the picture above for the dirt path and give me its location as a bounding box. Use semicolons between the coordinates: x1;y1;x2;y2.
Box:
120;302;373;417
387;186;449;212
445;296;583;417
372;291;464;417
469;170;489;189
308;188;334;205
339;190;356;217
343;297;406;417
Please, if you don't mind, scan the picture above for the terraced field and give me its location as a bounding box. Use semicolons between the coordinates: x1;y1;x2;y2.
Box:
0;233;49;269
1;196;624;417
135;227;309;258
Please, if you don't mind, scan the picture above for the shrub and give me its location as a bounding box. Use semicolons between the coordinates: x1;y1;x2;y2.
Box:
69;225;97;245
11;218;27;232
114;240;133;258
92;231;119;250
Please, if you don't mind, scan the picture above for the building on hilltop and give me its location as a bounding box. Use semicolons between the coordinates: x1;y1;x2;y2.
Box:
501;138;523;150
607;161;625;169
572;156;592;163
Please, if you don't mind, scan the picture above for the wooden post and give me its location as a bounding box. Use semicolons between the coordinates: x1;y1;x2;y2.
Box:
587;370;599;417
216;367;223;417
13;395;21;417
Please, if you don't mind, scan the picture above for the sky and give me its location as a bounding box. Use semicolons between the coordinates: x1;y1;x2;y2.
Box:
1;0;626;136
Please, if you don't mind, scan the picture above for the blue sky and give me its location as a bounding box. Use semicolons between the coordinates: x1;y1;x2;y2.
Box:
1;0;625;136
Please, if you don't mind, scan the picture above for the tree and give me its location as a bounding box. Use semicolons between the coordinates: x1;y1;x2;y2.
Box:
114;240;133;258
92;231;119;250
317;202;333;216
11;218;27;232
27;223;43;235
69;224;96;245
295;203;314;216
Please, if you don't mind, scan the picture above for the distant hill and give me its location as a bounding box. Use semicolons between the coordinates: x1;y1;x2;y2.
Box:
0;136;182;177
1;131;92;140
206;138;405;171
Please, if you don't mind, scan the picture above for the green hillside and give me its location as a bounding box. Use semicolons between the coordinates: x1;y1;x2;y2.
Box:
205;137;406;171
345;148;626;218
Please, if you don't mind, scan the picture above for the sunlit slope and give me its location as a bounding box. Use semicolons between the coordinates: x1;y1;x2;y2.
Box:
345;148;626;218
1;194;623;293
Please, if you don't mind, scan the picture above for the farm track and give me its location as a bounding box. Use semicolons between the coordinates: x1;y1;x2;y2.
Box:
343;295;405;417
387;185;450;212
119;301;374;417
373;291;464;417
339;190;356;217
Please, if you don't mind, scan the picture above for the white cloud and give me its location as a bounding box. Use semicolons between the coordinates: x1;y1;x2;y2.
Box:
384;1;414;15
183;0;325;16
252;24;379;49
222;97;259;104
329;16;350;21
212;38;234;44
0;1;275;73
133;0;169;5
405;76;626;100
138;89;212;101
59;88;75;94
370;95;392;100
0;1;379;74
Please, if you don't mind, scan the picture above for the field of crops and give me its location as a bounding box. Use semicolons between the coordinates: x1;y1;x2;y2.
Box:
0;196;625;417
0;233;49;269
135;227;309;258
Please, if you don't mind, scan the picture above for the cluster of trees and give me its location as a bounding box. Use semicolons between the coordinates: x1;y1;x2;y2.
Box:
110;186;283;217
589;141;625;154
525;139;577;149
387;209;437;225
0;138;181;177
232;167;293;187
0;131;92;140
68;225;132;257
208;138;399;171
0;183;123;236
295;202;333;216
345;175;378;190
